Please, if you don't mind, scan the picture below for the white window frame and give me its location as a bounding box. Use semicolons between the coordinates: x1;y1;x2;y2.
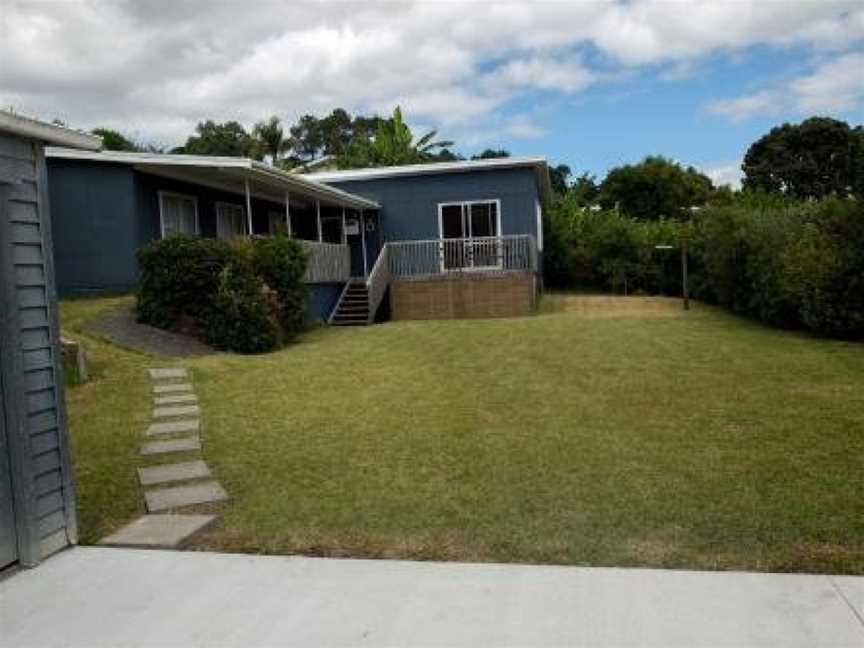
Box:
158;191;199;238
436;198;502;272
215;201;247;240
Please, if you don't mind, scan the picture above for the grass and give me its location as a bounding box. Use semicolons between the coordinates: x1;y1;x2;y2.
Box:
60;293;864;573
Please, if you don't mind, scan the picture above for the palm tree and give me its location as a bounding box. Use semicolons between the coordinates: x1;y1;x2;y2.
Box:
338;106;453;168
252;116;284;165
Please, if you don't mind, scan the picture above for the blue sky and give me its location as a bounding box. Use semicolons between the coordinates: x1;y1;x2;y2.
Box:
2;1;862;187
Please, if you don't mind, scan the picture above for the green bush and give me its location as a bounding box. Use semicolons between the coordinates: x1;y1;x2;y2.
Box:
136;236;236;329
543;192;864;340
202;263;282;353
250;235;308;341
136;235;308;353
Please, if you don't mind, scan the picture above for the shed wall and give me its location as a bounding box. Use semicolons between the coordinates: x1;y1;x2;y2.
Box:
0;131;77;566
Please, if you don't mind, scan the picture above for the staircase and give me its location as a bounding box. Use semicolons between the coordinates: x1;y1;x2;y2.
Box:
330;280;372;325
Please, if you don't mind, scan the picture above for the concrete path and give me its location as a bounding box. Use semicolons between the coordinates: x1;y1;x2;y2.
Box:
2;547;862;647
84;305;215;357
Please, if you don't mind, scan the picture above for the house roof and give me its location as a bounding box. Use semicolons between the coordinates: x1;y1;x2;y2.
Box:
0;110;102;150
305;156;552;202
45;148;380;210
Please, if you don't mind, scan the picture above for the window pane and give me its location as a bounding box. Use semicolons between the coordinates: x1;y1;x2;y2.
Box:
440;205;464;239
470;202;495;237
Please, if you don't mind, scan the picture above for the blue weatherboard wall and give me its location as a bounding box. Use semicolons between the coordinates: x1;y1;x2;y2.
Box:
305;284;343;323
47;159;139;294
47;160;292;295
322;167;540;245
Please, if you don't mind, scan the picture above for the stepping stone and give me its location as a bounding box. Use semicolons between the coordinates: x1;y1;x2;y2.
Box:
153;404;200;419
145;481;228;512
153;383;193;395
154;393;198;406
147;419;199;436
140;436;201;456
99;514;216;549
149;368;187;380
138;460;211;486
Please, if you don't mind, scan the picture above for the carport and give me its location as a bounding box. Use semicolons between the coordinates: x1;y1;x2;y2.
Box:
0;110;101;569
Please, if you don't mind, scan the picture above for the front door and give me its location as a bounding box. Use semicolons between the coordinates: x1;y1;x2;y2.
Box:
0;317;19;569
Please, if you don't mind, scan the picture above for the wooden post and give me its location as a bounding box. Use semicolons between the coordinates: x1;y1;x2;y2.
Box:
244;179;253;235
316;199;322;242
681;236;689;311
360;209;368;278
341;206;347;245
285;191;292;237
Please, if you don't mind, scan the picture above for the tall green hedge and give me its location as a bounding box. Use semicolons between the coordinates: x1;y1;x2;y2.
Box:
544;194;864;340
136;234;308;353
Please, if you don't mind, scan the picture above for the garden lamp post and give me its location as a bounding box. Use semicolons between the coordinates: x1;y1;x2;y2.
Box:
655;238;690;310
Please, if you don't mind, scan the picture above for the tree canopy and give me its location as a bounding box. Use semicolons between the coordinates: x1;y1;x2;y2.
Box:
91;128;143;152
336;106;453;168
598;156;714;220
742;117;864;199
252;116;284;164
172;120;261;158
471;148;510;160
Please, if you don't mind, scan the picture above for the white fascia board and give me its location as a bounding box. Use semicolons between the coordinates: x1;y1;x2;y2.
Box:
304;156;548;183
0;111;101;150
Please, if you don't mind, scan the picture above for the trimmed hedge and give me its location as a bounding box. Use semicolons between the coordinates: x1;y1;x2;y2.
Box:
544;194;864;340
136;234;308;353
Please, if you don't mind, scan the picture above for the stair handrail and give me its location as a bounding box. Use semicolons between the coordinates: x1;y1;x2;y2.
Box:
328;279;353;324
365;244;391;323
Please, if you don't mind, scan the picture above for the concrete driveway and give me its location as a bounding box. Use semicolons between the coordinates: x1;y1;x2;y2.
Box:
1;547;862;647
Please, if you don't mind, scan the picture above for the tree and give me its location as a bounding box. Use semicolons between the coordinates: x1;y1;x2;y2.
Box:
742;117;864;199
92;128;142;152
252;116;284;165
471;148;510;160
283;109;384;165
599;156;714;220
549;163;572;196
337;106;453;168
570;172;600;206
173;121;261;158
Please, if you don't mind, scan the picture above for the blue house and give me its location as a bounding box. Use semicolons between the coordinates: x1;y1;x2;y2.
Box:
46;150;549;323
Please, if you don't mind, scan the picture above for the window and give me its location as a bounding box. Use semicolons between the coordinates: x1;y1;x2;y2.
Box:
216;202;246;240
159;192;198;238
437;199;501;270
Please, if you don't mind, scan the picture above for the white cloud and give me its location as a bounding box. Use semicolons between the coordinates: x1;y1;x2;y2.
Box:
706;52;864;121
0;1;862;145
701;162;744;189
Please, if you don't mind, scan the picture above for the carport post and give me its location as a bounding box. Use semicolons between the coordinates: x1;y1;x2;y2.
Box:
284;191;292;237
341;206;347;245
244;179;253;235
360;209;368;277
316;199;322;242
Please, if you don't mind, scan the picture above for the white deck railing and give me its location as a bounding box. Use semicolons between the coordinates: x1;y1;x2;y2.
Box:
299;240;350;283
365;244;390;320
386;235;537;279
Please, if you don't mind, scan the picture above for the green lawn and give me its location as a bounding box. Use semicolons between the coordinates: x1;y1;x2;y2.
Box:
60;293;864;573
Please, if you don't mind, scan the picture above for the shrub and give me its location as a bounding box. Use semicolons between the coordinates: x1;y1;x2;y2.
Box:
136;235;308;353
250;235;308;341
136;236;236;329
202;263;282;353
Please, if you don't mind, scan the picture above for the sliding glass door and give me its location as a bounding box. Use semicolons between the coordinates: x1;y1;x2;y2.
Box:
438;200;500;270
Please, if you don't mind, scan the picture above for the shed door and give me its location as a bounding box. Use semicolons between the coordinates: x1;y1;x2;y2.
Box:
0;343;18;568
